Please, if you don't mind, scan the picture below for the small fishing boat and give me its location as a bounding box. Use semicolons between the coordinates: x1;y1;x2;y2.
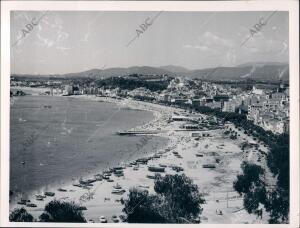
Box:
113;169;124;175
153;154;161;159
103;172;111;177
26;203;37;207
172;166;184;172
111;189;126;195
102;175;110;180
114;172;124;177
138;184;150;189
94;174;103;181
35;195;44;201
136;158;150;164
113;183;122;189
35;194;46;199
176;154;183;159
17;199;27;205
146;174;155;179
113;166;124;171
202;164;216;168
45;192;55;197
72;183;82;187
148;166;165;172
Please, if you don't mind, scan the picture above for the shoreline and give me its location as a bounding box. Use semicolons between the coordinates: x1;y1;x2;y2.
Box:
9;94;170;208
10;90;271;224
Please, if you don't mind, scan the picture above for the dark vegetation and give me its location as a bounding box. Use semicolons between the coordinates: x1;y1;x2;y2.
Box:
96;76;171;92
9;208;34;222
10;201;86;223
122;174;205;223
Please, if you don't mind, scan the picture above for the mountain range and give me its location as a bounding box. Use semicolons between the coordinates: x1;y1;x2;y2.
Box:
12;62;289;82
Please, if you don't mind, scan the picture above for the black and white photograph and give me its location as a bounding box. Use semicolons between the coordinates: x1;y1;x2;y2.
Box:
0;1;299;227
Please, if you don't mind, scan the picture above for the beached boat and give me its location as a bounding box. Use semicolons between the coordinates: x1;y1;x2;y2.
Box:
103;172;112;177
138;184;150;189
113;169;123;174
80;178;96;185
148;166;165;172
58;188;67;192
94;174;103;181
35;195;44;201
102;175;110;180
26;203;37;208
146;174;156;179
45;192;55;197
35;194;46;199
172;166;184;172
136;158;150;164
113;183;122;189
153;154;161;159
202;164;216;168
72;183;82;187
111;189;126;195
114;172;124;177
175;154;183;159
17;199;29;205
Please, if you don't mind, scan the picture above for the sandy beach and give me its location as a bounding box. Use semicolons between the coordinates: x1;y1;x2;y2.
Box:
10;94;272;223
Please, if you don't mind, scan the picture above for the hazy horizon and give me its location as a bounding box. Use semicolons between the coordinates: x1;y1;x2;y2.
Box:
11;11;289;75
11;61;290;76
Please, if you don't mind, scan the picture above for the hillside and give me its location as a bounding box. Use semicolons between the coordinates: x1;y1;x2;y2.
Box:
12;62;289;82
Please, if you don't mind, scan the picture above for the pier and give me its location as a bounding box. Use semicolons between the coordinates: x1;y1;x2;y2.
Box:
116;130;163;135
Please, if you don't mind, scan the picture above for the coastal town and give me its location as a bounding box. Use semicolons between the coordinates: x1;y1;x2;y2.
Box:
4;5;297;225
9;72;290;224
11;74;289;135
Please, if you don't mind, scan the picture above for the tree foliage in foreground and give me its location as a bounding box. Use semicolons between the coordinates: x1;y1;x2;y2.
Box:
234;160;289;223
233;162;267;215
39;200;86;223
265;187;289;224
9;207;34;222
122;174;205;223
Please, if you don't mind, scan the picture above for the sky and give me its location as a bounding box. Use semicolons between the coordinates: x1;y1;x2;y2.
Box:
11;11;289;75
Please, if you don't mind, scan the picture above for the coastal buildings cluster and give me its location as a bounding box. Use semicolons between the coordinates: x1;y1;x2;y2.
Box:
10;75;289;135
